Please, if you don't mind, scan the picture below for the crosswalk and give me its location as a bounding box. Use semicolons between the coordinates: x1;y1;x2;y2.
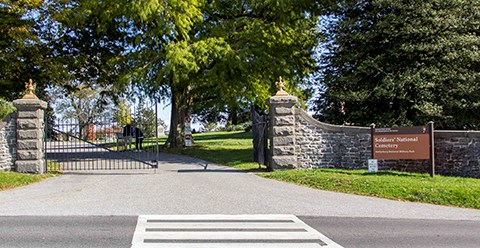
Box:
131;215;343;248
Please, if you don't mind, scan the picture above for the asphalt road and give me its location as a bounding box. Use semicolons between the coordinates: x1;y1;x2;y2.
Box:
301;216;480;248
1;153;479;247
1;216;479;248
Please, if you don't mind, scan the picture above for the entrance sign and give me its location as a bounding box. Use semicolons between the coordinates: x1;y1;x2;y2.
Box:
370;122;435;177
372;126;430;160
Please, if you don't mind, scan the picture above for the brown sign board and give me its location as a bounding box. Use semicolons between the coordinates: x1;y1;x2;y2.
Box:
373;126;430;160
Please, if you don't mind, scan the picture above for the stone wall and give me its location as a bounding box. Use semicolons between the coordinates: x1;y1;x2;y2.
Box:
293;107;480;178
295;109;371;169
0;113;17;171
434;131;480;177
268;94;480;178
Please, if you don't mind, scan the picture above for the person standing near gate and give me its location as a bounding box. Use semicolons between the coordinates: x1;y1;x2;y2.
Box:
134;127;144;151
123;123;133;150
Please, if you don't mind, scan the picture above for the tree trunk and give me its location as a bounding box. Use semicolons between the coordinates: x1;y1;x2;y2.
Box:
230;105;239;125
166;85;192;148
166;87;183;148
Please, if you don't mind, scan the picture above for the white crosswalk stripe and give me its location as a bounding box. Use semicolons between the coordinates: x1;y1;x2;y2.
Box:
131;215;343;248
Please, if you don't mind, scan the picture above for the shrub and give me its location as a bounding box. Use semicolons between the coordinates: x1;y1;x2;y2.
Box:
0;98;16;120
219;122;253;132
242;121;253;132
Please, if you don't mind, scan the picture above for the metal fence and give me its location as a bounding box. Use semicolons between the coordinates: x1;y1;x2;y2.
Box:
45;117;159;172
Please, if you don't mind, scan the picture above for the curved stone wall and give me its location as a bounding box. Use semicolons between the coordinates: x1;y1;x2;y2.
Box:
294;108;480;178
268;94;480;178
295;109;371;169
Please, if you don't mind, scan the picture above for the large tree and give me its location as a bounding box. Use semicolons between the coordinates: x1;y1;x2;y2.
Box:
315;0;480;129
127;0;327;147
47;0;126;98
0;0;55;100
189;0;324;126
41;0;329;148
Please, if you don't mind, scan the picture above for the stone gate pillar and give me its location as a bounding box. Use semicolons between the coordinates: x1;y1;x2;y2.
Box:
267;77;298;170
13;80;47;174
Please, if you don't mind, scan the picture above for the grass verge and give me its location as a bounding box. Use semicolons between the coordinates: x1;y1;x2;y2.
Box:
159;131;479;209
158;131;265;171
0;161;61;191
0;172;54;191
47;161;64;174
260;169;480;209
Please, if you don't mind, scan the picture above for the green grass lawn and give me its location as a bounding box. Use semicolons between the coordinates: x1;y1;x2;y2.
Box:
260;169;480;209
0;161;61;191
158;131;265;171
0;172;54;191
161;131;480;209
46;161;64;174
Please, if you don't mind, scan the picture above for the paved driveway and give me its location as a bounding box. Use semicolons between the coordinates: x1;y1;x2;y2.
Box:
1;153;479;220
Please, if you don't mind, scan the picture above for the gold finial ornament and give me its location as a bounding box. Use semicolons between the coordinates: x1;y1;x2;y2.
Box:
275;76;289;96
22;79;38;99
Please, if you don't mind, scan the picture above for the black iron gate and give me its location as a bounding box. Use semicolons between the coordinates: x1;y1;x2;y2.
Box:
252;108;270;170
45;117;158;172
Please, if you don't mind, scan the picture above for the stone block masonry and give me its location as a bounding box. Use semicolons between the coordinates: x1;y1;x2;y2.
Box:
434;131;480;177
294;110;371;170
268;94;480;178
13;99;47;174
267;95;298;169
0;113;16;171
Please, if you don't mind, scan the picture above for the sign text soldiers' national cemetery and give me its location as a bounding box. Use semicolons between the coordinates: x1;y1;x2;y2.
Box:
370;122;435;177
373;126;430;160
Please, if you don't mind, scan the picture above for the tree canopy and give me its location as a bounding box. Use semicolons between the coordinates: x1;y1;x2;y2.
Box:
93;0;327;147
4;0;480;143
0;0;47;100
314;0;480;129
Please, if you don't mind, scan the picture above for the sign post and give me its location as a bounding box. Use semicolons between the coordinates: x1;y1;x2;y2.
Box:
370;123;375;159
369;124;377;173
428;121;435;177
